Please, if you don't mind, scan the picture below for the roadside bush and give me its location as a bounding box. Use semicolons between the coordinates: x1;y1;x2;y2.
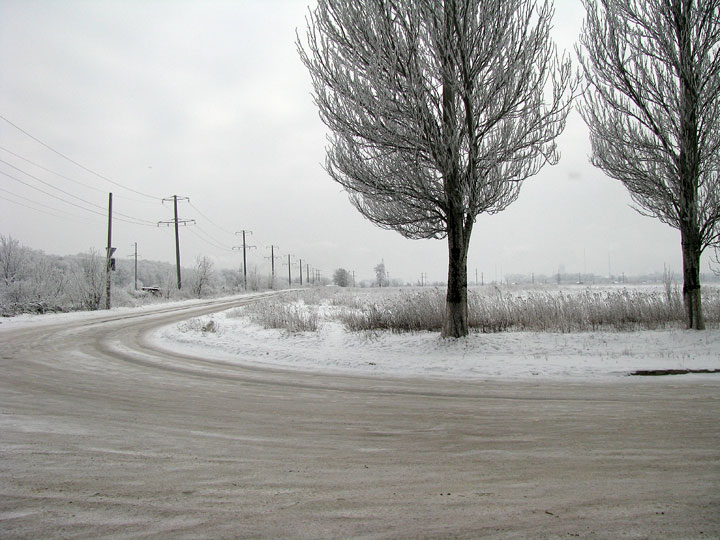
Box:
243;298;320;332
178;316;222;335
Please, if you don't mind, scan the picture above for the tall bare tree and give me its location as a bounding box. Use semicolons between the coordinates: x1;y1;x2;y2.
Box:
299;0;573;337
578;0;720;329
191;255;215;299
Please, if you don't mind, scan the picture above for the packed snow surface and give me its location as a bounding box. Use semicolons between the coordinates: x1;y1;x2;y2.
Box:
153;304;720;381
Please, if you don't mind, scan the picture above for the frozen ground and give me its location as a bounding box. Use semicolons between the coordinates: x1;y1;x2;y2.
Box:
153;305;720;381
2;289;719;538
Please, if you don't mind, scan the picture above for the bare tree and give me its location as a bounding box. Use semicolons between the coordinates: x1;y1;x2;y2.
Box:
578;0;720;329
27;255;66;305
0;235;26;296
71;249;105;310
299;0;574;337
191;255;215;298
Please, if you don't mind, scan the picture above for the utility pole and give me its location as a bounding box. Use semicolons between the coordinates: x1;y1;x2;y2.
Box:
234;230;255;290
265;245;281;288
352;270;355;287
127;242;139;291
158;195;194;289
306;263;310;285
133;242;138;291
286;254;294;286
105;192;114;310
299;258;303;286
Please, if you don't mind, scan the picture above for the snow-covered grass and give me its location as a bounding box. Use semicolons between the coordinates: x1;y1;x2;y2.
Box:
231;285;718;334
239;296;320;332
156;285;720;381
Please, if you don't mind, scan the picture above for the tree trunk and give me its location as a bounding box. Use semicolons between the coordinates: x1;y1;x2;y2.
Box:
681;227;705;330
442;213;470;338
676;1;704;330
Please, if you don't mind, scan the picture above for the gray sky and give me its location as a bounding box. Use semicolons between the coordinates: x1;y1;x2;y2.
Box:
0;0;687;284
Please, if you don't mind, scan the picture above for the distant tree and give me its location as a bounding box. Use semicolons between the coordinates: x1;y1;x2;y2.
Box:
26;254;66;304
191;255;214;298
578;0;720;329
0;234;26;295
333;268;351;287
299;0;574;337
220;268;243;291
374;261;387;288
71;249;105;310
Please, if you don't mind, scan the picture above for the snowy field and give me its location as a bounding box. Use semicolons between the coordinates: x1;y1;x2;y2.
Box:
153;287;720;381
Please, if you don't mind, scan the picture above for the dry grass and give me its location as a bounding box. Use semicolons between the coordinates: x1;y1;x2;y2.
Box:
238;297;320;332
226;285;720;334
337;286;719;333
178;316;222;335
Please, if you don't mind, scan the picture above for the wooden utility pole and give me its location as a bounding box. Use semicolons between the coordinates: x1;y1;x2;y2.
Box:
133;242;138;290
287;254;292;286
299;259;303;286
234;230;255;290
158;196;194;289
172;196;181;288
265;245;281;289
105;192;114;310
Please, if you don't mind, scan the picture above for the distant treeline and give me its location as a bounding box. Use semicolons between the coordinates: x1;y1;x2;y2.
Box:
0;235;278;316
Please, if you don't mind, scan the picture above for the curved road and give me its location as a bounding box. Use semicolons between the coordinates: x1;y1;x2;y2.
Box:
1;294;719;539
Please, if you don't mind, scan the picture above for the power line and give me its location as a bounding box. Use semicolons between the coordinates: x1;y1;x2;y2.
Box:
0;160;156;226
0;185;100;222
188;201;236;237
194;223;234;250
0;113;160;200
0;145;153;204
0;169;152;227
0;191;99;225
188;225;234;252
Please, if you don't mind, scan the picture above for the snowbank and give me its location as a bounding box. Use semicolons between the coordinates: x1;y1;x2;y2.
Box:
153;308;720;381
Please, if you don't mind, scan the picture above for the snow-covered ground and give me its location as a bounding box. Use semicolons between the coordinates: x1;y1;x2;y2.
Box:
3;288;718;381
153;304;720;381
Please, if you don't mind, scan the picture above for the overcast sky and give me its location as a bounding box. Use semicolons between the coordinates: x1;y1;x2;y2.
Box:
0;0;691;284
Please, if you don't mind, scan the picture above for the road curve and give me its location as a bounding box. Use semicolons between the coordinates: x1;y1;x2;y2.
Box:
1;294;719;539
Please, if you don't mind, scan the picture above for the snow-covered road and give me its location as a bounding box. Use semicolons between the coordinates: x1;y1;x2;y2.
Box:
1;296;719;539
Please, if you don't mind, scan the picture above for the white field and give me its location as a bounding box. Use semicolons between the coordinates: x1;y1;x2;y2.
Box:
153;285;720;382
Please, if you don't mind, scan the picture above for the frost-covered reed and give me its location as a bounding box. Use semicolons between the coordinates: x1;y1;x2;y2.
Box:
336;286;718;333
226;285;719;334
236;297;320;332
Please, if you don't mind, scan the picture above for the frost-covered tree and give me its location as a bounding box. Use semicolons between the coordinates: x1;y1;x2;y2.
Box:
190;255;214;298
374;261;387;288
578;0;720;329
0;234;25;292
299;0;574;337
71;249;105;310
333;267;351;287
